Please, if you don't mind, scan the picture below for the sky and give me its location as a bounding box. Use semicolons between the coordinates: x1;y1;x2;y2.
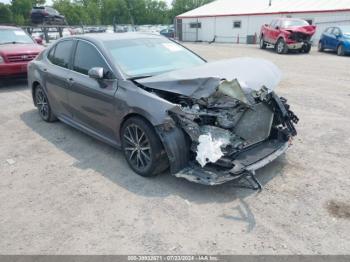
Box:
0;0;173;5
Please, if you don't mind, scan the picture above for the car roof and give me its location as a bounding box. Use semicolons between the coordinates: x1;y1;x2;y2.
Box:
64;32;165;43
276;18;306;21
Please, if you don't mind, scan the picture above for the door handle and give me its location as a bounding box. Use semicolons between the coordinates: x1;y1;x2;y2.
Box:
43;68;48;72
67;77;74;82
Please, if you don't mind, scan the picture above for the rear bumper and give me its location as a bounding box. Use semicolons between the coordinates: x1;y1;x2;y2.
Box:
174;139;289;186
0;62;28;77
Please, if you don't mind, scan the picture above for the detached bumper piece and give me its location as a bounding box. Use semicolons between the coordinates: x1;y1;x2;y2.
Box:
174;139;289;188
287;41;311;50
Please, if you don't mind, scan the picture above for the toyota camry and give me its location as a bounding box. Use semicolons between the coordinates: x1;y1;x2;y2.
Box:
28;33;298;187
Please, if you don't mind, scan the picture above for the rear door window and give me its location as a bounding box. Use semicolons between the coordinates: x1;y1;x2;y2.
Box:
49;40;74;69
325;27;333;34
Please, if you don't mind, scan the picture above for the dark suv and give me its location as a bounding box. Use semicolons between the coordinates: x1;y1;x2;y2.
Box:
30;6;66;25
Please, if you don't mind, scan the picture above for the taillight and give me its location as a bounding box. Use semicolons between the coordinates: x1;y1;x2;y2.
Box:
43;11;49;16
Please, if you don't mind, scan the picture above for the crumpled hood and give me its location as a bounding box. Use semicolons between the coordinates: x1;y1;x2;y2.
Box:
137;58;282;99
283;25;316;35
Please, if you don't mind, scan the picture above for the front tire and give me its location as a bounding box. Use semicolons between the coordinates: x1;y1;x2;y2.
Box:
337;45;345;56
302;44;311;53
259;36;267;49
121;117;168;177
34;85;57;122
276;38;288;54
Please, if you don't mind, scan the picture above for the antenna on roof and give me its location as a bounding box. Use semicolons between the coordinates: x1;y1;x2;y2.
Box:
269;0;272;6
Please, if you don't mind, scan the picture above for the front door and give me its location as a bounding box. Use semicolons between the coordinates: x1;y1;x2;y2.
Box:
67;40;118;140
270;20;282;44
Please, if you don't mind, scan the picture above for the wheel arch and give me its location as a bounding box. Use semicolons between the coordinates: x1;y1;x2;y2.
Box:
337;42;344;49
277;36;285;42
119;112;156;142
118;112;190;174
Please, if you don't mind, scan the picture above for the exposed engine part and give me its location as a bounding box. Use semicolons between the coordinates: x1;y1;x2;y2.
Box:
288;31;312;42
168;80;298;171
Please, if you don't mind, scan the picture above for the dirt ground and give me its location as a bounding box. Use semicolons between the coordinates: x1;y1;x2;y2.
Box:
0;43;349;255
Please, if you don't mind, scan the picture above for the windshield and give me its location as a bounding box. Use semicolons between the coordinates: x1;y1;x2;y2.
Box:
340;26;350;36
104;38;205;78
282;20;309;28
0;29;34;44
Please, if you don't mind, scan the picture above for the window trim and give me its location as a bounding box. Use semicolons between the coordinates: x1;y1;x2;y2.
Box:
233;20;242;29
71;39;116;79
189;22;201;29
47;45;56;64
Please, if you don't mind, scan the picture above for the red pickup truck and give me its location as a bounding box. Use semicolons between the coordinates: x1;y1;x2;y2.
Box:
0;26;44;79
260;18;316;54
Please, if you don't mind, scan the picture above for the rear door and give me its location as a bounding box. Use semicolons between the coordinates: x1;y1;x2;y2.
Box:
44;40;75;118
67;40;118;140
322;27;333;48
329;27;341;50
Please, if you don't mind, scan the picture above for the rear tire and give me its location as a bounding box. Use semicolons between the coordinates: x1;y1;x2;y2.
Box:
337;45;345;56
276;38;288;54
34;85;57;122
121;117;169;177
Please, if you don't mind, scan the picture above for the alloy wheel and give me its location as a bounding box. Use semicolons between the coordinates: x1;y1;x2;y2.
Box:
318;42;323;52
337;45;344;56
277;41;284;53
123;124;152;170
35;88;49;120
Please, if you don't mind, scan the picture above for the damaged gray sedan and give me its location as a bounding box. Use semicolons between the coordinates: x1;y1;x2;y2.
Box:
28;33;298;188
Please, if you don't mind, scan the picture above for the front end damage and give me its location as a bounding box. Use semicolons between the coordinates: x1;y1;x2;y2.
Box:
285;25;316;51
137;58;299;188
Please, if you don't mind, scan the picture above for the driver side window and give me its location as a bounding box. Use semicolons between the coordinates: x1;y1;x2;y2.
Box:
73;41;112;78
275;20;281;29
332;28;341;36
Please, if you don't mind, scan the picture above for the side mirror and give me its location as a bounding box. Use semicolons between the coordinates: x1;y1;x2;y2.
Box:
34;37;43;45
88;67;104;79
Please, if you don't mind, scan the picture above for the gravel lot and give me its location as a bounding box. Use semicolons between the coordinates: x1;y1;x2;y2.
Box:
0;44;349;255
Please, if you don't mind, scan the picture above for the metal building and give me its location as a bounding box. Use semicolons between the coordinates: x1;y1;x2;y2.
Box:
175;0;350;44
